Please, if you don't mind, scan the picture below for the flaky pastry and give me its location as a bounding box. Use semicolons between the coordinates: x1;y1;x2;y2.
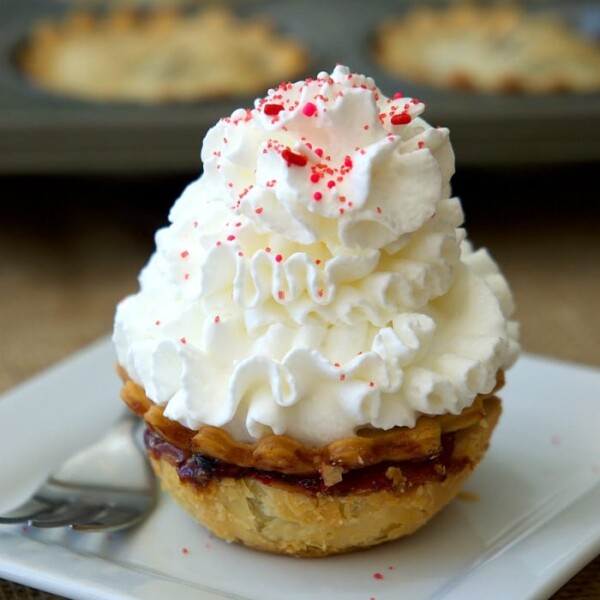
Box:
119;365;503;556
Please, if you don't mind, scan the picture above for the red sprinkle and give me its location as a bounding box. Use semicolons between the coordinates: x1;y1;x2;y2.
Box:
376;206;382;214
327;180;336;188
226;235;235;241
310;173;320;183
313;191;323;201
255;207;263;214
182;547;189;555
302;102;317;117
264;103;284;116
393;92;403;99
418;141;425;149
318;289;324;297
373;572;384;580
180;337;187;344
315;148;324;158
214;316;220;324
315;259;322;265
340;373;346;381
369;381;375;387
180;250;189;258
155;320;161;326
275;254;283;263
265;246;272;253
391;113;411;125
281;148;308;167
344;155;353;168
278;290;285;300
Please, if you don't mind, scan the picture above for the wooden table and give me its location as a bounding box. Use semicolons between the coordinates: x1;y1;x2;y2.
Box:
1;167;598;599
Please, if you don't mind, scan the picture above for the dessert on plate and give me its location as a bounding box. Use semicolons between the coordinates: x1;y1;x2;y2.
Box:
19;8;307;103
114;65;519;556
374;4;600;93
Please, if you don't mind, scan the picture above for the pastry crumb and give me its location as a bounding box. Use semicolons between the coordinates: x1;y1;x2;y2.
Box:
385;466;406;490
321;464;344;487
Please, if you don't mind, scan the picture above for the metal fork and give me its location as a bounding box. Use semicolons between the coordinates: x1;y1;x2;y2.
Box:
0;413;156;532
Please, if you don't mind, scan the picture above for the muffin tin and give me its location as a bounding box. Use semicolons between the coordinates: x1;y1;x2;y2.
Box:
0;0;598;173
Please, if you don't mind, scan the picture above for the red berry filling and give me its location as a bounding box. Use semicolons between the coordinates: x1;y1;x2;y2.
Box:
144;428;465;496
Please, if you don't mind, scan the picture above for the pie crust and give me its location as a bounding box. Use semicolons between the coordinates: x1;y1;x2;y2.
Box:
118;365;504;478
147;396;501;556
118;365;503;555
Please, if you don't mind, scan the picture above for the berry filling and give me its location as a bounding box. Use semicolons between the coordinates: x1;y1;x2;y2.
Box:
144;427;466;496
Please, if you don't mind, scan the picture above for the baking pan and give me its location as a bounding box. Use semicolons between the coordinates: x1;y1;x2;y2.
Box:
0;0;598;174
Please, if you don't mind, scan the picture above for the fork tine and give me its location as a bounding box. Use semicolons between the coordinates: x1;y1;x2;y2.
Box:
29;503;106;528
0;497;63;524
71;506;147;532
1;414;157;533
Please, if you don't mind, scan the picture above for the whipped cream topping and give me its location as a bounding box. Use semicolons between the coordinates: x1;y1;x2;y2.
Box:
114;65;519;446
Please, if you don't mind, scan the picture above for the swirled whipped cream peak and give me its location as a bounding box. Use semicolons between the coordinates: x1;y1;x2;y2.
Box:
114;65;519;446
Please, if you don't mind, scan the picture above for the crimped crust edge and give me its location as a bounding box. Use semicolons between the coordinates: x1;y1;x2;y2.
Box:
118;364;504;477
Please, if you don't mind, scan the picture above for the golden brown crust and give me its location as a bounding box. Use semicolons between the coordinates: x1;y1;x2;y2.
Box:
118;364;504;476
149;397;501;556
19;8;308;103
374;5;600;94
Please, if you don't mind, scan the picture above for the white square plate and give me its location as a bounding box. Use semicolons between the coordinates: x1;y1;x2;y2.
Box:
0;338;599;600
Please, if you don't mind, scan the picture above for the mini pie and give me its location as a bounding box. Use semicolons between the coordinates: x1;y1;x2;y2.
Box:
119;366;503;556
113;65;520;557
374;4;600;93
18;9;307;103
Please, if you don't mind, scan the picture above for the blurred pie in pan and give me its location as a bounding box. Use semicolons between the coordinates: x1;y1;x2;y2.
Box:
18;9;308;103
374;4;600;94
